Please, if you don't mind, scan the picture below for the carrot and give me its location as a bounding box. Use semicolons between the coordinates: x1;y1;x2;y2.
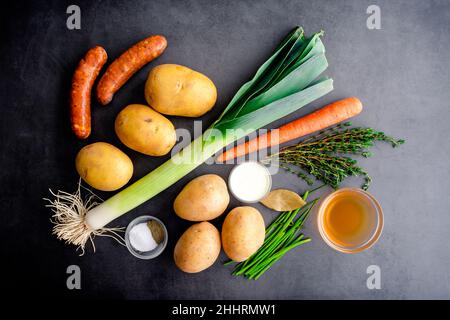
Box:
216;97;363;162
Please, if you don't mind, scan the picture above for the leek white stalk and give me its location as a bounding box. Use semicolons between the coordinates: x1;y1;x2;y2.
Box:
46;26;333;252
85;135;227;230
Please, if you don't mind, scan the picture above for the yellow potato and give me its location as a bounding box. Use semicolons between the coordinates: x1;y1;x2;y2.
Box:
174;222;221;273
174;174;230;221
115;104;176;156
75;142;133;191
222;206;265;262
145;64;217;117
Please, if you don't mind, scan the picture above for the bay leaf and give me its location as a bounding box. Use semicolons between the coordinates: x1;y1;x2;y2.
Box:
260;189;306;211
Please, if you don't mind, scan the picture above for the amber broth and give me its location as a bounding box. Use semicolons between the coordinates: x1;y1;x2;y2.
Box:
323;189;377;248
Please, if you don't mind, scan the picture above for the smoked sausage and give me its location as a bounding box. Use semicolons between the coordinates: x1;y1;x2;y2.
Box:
70;46;107;139
96;35;167;105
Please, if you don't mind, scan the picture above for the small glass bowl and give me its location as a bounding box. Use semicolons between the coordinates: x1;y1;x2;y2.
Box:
317;188;383;254
125;215;168;259
228;161;272;203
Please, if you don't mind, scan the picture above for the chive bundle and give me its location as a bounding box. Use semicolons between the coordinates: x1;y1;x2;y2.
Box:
226;198;317;280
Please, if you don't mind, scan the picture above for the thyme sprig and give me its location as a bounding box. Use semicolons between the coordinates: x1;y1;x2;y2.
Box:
263;122;404;190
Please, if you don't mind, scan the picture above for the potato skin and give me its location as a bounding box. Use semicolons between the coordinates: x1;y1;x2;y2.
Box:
75;142;133;191
222;206;265;262
115;104;176;156
174;174;230;221
174;222;221;273
145;64;217;117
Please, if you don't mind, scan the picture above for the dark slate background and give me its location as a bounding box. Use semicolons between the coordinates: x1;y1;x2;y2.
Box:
1;0;449;299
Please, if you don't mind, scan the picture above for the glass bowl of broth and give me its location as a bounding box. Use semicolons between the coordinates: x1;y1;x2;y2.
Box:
317;188;383;253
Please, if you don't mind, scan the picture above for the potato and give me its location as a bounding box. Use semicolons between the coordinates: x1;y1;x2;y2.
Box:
174;222;221;273
145;64;217;117
115;104;176;156
174;174;229;221
75;142;133;191
221;206;265;262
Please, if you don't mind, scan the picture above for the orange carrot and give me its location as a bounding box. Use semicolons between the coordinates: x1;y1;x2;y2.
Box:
216;97;363;162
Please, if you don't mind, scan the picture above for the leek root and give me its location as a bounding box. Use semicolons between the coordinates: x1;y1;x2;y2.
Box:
45;182;125;254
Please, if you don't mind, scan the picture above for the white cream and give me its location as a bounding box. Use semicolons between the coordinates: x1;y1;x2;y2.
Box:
228;162;272;203
129;222;158;252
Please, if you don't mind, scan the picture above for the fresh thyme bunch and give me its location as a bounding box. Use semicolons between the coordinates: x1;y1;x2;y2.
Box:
263;122;405;190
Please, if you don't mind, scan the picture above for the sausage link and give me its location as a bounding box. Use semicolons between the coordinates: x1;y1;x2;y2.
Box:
96;35;167;105
70;46;107;139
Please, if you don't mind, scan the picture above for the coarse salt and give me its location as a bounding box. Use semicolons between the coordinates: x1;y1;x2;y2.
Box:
129;222;158;252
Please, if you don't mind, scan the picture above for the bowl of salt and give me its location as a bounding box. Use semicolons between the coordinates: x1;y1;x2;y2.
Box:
125;215;168;259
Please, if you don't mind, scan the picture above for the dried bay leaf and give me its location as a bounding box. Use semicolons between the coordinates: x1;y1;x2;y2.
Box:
260;189;306;211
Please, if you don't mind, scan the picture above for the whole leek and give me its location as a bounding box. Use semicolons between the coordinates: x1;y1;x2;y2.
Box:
46;27;333;251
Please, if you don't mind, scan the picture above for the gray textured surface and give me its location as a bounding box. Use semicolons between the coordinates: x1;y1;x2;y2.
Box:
1;0;450;299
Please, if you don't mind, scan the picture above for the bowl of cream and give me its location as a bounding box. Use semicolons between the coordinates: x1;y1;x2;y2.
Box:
125;215;168;259
228;161;272;203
